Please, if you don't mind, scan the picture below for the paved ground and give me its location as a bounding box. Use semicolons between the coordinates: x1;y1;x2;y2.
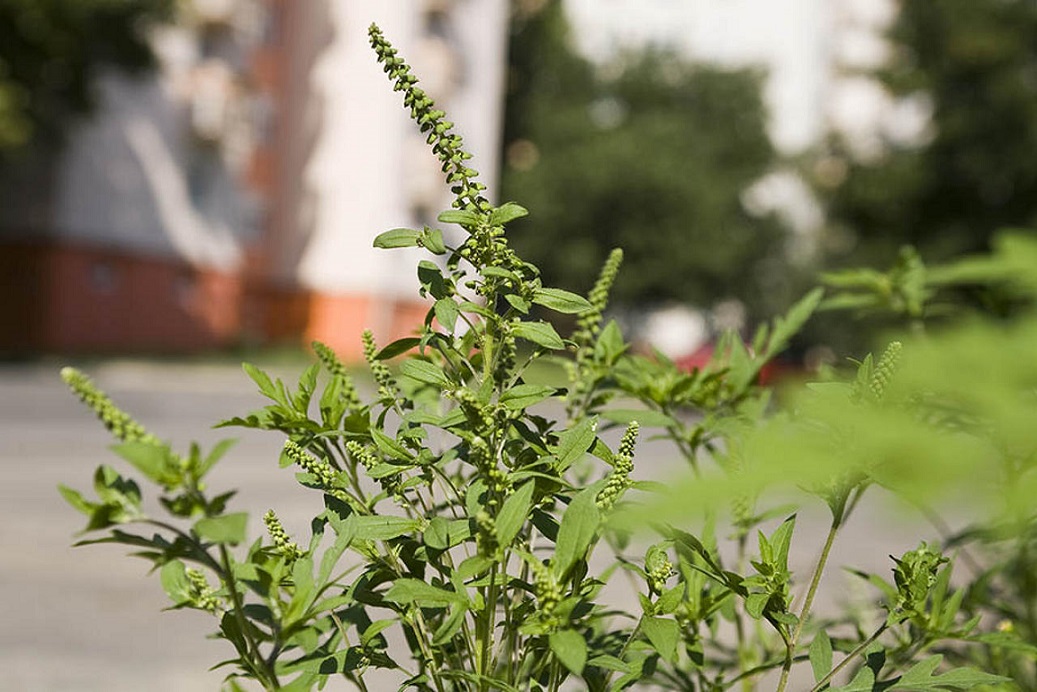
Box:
1;359;951;691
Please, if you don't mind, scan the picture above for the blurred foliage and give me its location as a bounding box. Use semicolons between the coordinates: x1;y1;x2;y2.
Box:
0;0;173;155
501;0;793;321
813;0;1037;270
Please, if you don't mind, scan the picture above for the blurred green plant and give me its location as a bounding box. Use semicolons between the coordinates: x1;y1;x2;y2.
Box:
59;20;1032;692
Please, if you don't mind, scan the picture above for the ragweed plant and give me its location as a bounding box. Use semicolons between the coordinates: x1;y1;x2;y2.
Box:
61;22;1027;692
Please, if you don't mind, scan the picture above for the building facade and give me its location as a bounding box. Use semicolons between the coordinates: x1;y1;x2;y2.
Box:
0;0;508;358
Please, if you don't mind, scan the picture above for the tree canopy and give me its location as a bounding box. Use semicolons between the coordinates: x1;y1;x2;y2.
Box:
501;1;791;320
0;0;172;154
814;0;1037;270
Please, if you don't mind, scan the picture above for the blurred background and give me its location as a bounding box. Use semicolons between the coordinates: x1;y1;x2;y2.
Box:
4;2;1037;689
2;0;1034;363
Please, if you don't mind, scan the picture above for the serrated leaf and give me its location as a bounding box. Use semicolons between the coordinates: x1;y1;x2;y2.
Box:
243;362;283;404
496;481;534;547
373;228;421;248
554;487;601;577
549;629;587;675
499;384;556;410
385;578;466;607
513;321;565;350
810;630;833;682
58;484;95;516
532;288;593;314
489;202;529;226
400;359;451;387
894;654;1010;689
641;616;680;664
194;512;248;545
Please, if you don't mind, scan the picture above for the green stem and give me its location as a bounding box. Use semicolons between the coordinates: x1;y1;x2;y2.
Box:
219;544;279;689
479;561;500;690
809;623;888;692
776;517;841;692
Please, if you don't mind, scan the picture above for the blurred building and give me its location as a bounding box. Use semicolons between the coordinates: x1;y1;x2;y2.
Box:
0;0;508;358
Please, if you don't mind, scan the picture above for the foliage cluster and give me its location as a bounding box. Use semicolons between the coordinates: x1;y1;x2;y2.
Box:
60;23;1037;691
815;0;1037;271
502;0;792;320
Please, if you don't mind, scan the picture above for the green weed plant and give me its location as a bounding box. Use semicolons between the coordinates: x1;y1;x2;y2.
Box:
60;24;1036;691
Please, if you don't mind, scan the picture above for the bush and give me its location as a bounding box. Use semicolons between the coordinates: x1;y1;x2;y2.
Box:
60;23;1036;691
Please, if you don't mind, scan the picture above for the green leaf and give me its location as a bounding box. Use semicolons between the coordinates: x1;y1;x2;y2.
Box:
400;359;451;387
549;629;587;675
58;484;95;516
438;209;481;226
553;417;598;473
745;593;769;619
424;517;471;550
194;512;248;545
770;515;796;569
243;363;284;404
373;227;421;248
421;227;447;254
434;298;460;332
370;428;415;461
199;438;237;477
513;321;565;350
385;578;466;607
489;202;529;226
499;384;556;410
112;441;178;487
809;630;833;683
160;559;191;604
350;515;422;541
554;487;601;577
504;293;531;313
641;616;680;664
496;481;535;547
893;655;1010;689
376;337;421;360
532;288;593;314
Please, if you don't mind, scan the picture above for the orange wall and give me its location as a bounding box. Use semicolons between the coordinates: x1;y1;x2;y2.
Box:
0;242;242;354
1;240;430;358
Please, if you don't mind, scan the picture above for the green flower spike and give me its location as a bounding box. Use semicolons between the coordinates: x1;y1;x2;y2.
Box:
597;421;639;511
368;23;489;214
869;340;902;401
312;340;362;410
61;367;159;445
283;440;336;489
263;509;303;564
362;329;397;401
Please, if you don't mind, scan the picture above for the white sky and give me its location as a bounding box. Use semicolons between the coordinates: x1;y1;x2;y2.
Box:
564;0;893;153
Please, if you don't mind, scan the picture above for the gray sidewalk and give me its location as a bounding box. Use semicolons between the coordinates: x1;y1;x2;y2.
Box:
1;360;946;691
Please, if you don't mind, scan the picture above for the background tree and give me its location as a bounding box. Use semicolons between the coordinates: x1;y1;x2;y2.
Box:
501;0;793;323
814;0;1037;270
0;0;172;155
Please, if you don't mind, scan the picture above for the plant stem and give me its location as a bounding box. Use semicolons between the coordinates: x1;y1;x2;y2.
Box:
219;544;279;689
776;517;841;692
808;623;887;692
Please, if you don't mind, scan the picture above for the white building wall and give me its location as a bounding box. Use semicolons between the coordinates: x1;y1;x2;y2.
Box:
294;0;509;299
